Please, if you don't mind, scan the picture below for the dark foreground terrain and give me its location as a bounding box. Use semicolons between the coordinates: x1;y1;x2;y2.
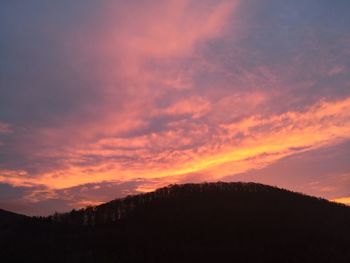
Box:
1;182;350;263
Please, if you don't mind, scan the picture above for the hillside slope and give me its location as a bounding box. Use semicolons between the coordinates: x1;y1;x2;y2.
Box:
0;208;28;223
1;182;350;262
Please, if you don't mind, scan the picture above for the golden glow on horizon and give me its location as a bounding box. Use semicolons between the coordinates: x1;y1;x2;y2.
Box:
332;197;350;206
1;1;350;216
1;97;350;190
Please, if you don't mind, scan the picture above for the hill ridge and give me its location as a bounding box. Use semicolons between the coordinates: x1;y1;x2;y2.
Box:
48;182;348;226
2;181;350;262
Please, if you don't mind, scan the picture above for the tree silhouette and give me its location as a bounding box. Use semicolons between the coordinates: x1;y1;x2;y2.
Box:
1;182;350;263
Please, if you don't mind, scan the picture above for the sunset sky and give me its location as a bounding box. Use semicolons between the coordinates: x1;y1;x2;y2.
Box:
1;0;350;215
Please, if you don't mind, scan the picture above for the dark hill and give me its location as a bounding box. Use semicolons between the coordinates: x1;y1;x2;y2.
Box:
0;208;28;223
1;182;350;263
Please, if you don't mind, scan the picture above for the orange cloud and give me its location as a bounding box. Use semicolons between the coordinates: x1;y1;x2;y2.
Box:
2;97;350;190
1;1;350;212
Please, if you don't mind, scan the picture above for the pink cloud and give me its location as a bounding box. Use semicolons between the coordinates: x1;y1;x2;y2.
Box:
2;96;350;191
1;0;350;215
0;122;12;134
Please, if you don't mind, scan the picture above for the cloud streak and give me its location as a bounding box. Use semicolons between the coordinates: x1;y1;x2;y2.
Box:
0;122;11;134
1;0;350;215
1;97;350;190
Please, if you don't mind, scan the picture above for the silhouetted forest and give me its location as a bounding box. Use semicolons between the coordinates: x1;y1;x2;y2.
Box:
1;182;350;262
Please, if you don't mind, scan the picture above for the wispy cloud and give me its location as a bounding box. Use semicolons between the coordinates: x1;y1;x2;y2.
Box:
1;97;350;190
1;0;350;215
0;122;12;134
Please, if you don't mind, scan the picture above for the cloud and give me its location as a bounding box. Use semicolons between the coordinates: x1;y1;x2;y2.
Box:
1;96;350;191
223;140;350;199
0;122;11;134
0;179;157;216
156;96;211;119
1;0;350;214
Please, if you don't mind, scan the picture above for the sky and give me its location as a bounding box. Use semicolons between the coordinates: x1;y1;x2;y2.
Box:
1;0;350;216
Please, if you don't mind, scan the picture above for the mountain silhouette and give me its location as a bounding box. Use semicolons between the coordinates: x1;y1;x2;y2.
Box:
1;182;350;262
0;208;29;228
